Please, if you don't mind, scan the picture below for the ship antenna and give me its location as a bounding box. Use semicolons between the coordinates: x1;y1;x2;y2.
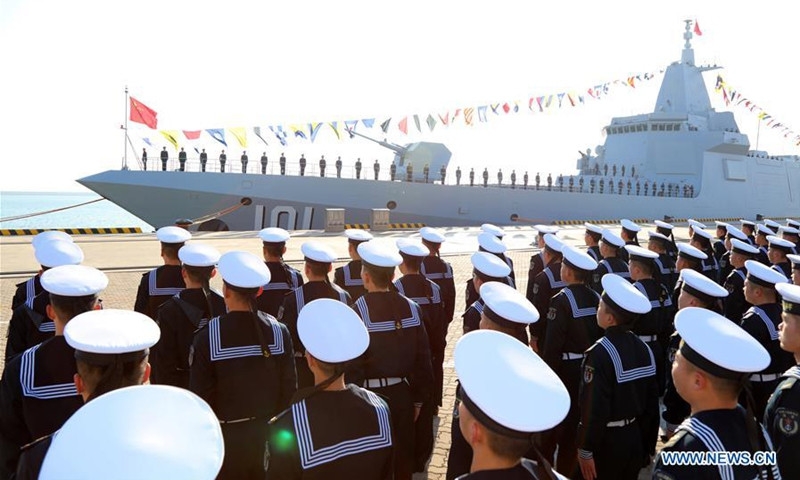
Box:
123;86;128;169
681;19;695;65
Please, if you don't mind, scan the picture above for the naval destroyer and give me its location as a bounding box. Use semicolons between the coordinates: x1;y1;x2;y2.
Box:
78;22;800;231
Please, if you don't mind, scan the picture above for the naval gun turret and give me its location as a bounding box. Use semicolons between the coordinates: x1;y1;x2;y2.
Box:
347;129;452;182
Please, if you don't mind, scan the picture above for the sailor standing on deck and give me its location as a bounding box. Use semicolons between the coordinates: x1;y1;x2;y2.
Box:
481;223;514;278
374;159;380;180
10;231;75;313
652;308;781;480
160;146;168;171
190;251;297;480
526;224;559;303
589;229;629;294
713;221;729;263
420;227;456;329
690;227;720;284
261;152;268;174
721;224;750;280
647;231;677;291
617;218;640;263
466;231;514;309
355;157;362;179
334;229;374;301
280;152;286;175
576;274;659;480
654;219;677;260
767;235;796;279
141;147;147;170
133;226;190;320
255;228;304;318
179;147;187;171
347;241;433;480
462;253;515;334
319;155;326;177
670;242;707;305
200;148;208;172
299;154;306;176
0;265;108;478
529;234;566;353
151;244;226;389
268;299;394;479
278;241;351;390
741;218;757;244
240;151;248;173
584;222;603;262
336;156;342;178
722;239;758;323
454;330;569;480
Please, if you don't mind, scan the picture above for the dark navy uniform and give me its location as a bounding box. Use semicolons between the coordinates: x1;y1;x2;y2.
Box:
654;407;782;480
462;298;484;335
10;275;41;312
0;336;82;475
15;434;51;480
421;255;457;325
349;292;434;480
256;261;304;317
278;281;351;389
723;267;750;322
740;304;796;418
577;326;659;480
713;237;727;263
655;253;678;291
590;257;630;293
586;245;602;262
700;253;720;284
719;250;733;281
152;288;226;389
757;245;771;265
529;263;565;350
133;265;185;319
268;385;394;480
465;254;515;308
455;459;550;479
526;251;545;302
540;284;601;476
764;365;800;479
662;330;690;434
632;278;675;393
4;292;54;362
334;260;367;301
190;311;297;480
773;262;792;280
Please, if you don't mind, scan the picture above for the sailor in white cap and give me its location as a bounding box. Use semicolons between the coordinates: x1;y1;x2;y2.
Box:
617;218;641;264
453;330;569;479
134;226;191;319
755;223;777;265
36;385;224;480
419;226;457;330
480;223;505;238
576;274;659;480
689;227;721;284
741;218;757;243
713;221;730;262
764;218;783;230
333;228;374;300
654;219;678;260
255;227;304;317
0;265;108;475
589;229;629;294
15;309;161;480
741;260;794;418
526;224;559;302
719;224;745;281
463;252;516;335
789;254;800;285
722;239;759;322
584;223;604;262
268;299;393;479
277;241;351;390
349;240;433;480
189;251;297;480
626;245;675;395
529;234;567;351
465;232;515;308
788;218;800;230
394;238;446;466
687;218;707;238
653;308;780;480
671;242;708;306
647;231;678;291
446;286;543;480
768;235;796;279
536;246;600;476
5;240;85;361
151;244;225;389
10;232;75;312
765;283;800;478
780;225;800;255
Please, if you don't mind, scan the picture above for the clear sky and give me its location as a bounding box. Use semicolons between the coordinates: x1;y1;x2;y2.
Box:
0;0;798;192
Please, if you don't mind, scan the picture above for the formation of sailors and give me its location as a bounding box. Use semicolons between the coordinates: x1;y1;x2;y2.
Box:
1;217;800;479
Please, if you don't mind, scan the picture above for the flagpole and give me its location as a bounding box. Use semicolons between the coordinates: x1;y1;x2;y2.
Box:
756;116;761;151
123;86;129;169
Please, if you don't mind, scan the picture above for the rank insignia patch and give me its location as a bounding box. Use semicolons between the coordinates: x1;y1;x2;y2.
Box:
777;408;799;436
584;365;594;384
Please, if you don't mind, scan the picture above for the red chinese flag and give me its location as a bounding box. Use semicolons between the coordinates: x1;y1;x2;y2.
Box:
129;97;158;129
694;20;702;36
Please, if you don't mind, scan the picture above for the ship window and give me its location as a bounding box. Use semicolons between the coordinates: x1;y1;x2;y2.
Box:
658;124;666;131
637;125;644;132
666;124;674;131
386;200;397;210
623;126;630;133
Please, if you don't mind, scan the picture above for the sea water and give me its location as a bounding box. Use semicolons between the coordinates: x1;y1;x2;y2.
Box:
0;192;155;232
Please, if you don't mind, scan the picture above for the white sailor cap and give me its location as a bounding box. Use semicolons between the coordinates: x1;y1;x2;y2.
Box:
654;220;674;230
477;232;507;254
780;226;800;236
471;252;511;279
218;251;270;288
479;282;539;326
31;230;73;249
584;222;603;235
764;219;782;229
35;239;84;268
357;241;402;268
40;265;108;297
691;228;713;241
787;219;800;229
714;221;730;229
600;274;651;320
481;223;505;238
65;309;160;363
600;229;625;248
620;218;641;233
419;226;446;243
156;226;191;244
301;241;337;263
562;245;598;272
767;235;796;252
730;239;759;256
258;227;290;243
788;254;800;270
687;219;707;230
345;229;374;242
533;224;559;235
675;307;770;379
178;244;220;267
726;224;748;241
455;330;569;435
680;269;728;302
648;231;671;243
740;219;756;228
676;242;708;261
396;238;430;257
298;299;369;363
542;233;565;253
757;224;777;237
745;260;788;288
625;244;658;262
776;283;800;315
39;385;224;480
